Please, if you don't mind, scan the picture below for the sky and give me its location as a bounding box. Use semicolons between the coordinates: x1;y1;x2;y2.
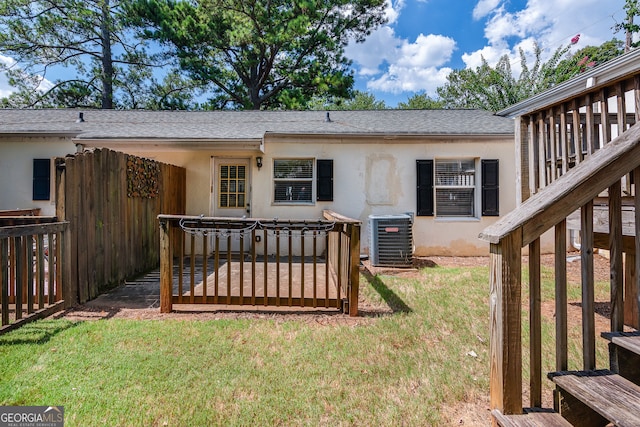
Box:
0;0;630;107
345;0;628;106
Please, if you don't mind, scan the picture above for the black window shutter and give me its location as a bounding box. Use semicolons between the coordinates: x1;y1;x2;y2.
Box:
416;160;434;216
482;159;499;216
316;159;333;201
33;158;51;201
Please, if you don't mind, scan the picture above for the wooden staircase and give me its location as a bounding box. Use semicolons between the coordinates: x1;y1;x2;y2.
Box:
480;123;640;426
493;335;640;427
485;48;640;427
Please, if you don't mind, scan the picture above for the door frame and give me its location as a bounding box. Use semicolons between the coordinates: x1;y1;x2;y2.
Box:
209;156;252;254
210;156;252;218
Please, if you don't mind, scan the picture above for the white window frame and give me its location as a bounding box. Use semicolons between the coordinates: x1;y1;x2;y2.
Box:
434;158;479;219
273;158;314;204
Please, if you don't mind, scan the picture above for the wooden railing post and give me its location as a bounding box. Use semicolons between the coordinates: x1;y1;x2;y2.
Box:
609;181;624;332
581;200;596;370
529;238;542;408
348;223;360;317
1;238;8;326
159;217;173;313
490;231;523;418
555;221;568;372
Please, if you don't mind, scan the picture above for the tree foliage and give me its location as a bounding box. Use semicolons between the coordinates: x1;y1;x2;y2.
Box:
397;93;444;109
437;43;571;111
551;39;624;84
128;0;387;110
615;0;640;50
306;90;387;110
0;0;191;109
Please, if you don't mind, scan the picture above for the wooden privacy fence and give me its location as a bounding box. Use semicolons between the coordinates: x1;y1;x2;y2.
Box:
0;217;68;333
56;148;186;305
158;210;361;316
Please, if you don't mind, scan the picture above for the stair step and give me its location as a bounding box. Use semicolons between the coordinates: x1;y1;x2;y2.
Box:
602;332;640;385
548;369;640;427
492;409;572;427
601;331;640;354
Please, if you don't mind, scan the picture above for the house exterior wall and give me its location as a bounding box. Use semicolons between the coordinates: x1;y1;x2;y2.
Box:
0;136;76;216
129;134;516;256
263;136;516;256
0;131;516;256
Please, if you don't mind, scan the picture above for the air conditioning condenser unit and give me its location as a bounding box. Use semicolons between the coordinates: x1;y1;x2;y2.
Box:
369;214;413;267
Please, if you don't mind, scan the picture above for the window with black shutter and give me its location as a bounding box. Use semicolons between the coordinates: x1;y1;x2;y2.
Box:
435;159;476;217
416;160;434;216
273;159;313;203
481;159;499;216
33;158;51;201
316;159;333;201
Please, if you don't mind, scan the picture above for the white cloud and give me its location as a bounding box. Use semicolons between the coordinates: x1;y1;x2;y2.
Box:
461;45;509;69
368;64;453;94
0;54;56;98
397;34;455;68
472;0;503;20
346;28;456;94
345;26;399;76
472;0;624;66
347;0;625;104
385;0;405;25
0;55;17;98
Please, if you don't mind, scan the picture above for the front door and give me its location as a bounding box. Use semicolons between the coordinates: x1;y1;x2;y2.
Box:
212;158;251;252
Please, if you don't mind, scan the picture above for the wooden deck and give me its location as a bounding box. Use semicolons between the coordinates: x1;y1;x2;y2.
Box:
158;213;361;315
85;255;338;311
177;255;339;306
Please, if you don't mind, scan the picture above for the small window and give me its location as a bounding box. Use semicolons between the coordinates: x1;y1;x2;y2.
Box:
435;159;476;217
274;159;313;203
219;164;246;208
33;159;51;201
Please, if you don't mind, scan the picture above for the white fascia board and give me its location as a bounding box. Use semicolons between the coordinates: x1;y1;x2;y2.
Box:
75;138;264;152
263;132;513;142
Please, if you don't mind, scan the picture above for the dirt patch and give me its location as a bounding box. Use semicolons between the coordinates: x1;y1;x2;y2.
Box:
439;252;613;424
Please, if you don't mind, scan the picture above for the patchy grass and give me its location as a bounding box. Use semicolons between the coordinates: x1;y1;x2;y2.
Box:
0;260;610;426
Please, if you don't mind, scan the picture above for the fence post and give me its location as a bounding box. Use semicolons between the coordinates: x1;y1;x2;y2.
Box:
348;223;360;317
159;217;173;313
489;231;523;418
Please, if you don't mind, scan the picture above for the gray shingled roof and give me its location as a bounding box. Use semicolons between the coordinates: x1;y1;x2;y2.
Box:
0;109;513;140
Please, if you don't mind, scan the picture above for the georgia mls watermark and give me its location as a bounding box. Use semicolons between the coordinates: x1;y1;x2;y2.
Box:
0;406;64;427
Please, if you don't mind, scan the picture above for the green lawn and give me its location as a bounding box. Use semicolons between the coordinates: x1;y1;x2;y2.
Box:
0;262;610;426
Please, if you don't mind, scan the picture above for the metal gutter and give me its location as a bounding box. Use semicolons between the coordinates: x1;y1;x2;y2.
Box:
263;131;514;142
0;130;82;138
76;137;264;152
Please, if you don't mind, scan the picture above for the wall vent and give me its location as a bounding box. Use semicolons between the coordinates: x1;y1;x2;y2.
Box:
369;214;413;267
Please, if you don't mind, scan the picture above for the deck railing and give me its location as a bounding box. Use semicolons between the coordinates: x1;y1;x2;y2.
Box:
479;123;640;416
0;218;68;333
158;210;361;316
518;71;640;202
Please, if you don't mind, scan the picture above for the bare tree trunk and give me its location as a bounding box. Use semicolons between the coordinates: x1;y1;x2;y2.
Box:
626;14;633;53
100;0;114;109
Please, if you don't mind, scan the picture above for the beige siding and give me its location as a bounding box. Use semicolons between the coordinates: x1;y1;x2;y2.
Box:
0;137;76;216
